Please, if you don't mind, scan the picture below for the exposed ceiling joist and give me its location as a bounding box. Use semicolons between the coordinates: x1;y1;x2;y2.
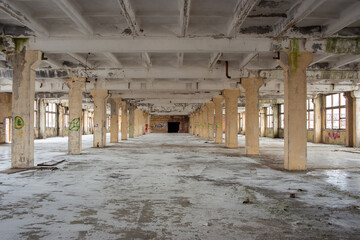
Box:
141;52;152;68
208;52;222;70
323;2;360;37
309;54;334;67
103;52;123;68
118;0;140;36
54;0;93;35
179;0;191;37
273;0;326;37
332;55;360;69
239;52;257;69
68;53;94;69
0;0;49;37
227;0;259;37
177;53;184;68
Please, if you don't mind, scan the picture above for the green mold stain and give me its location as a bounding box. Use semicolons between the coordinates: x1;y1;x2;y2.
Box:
326;38;360;54
13;38;29;52
289;39;300;72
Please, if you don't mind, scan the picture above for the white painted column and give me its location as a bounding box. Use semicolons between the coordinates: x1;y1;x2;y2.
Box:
128;104;135;138
314;94;323;144
278;40;313;170
67;77;85;155
91;89;109;148
38;99;46;139
8;50;41;168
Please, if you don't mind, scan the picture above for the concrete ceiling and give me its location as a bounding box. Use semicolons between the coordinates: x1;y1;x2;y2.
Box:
0;0;359;115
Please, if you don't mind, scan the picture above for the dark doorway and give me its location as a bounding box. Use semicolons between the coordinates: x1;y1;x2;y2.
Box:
168;122;180;133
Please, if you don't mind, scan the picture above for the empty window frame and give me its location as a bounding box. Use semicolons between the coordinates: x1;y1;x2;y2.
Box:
46;103;56;128
307;99;314;129
280;104;284;129
325;93;346;130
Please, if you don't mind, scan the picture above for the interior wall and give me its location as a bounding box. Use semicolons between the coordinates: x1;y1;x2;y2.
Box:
150;115;189;133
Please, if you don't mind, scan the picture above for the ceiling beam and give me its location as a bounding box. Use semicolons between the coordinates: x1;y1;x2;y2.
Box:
227;0;259;37
239;52;257;69
323;2;360;37
43;58;63;69
272;0;326;37
179;0;191;37
103;52;123;68
68;53;94;69
118;0;140;36
141;52;152;68
331;55;360;69
309;54;334;67
54;0;93;35
208;52;222;69
0;0;48;37
27;37;281;53
177;53;184;68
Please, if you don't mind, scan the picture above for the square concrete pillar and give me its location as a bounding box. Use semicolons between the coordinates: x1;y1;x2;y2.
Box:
90;89;109;148
195;111;200;136
344;92;353;147
109;98;122;143
206;102;215;140
58;105;65;137
278;40;313;170
66;77;85;155
8;50;42;167
121;102;128;140
213;97;224;144
352;91;360;147
202;106;209;139
260;107;267;137
222;89;241;148
241;78;263;154
241;112;246;135
128;104;134;138
134;109;140;137
314;94;323;144
272;104;279;138
38;99;46;139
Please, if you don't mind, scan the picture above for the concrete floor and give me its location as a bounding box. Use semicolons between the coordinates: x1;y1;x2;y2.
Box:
0;134;359;239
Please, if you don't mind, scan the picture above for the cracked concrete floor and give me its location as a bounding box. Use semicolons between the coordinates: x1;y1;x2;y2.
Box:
0;133;360;239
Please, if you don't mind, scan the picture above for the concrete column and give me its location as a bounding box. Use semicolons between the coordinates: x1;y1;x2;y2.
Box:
195;111;200;136
0;93;11;143
222;89;241;148
91;89;109;148
202;106;209;139
344;92;353;147
109;98;121;143
83;110;89;135
38;99;46;139
241;78;263;154
314;94;323;144
8;50;41;168
260;107;267;137
128;104;134;138
213;97;224;144
352;91;360;147
121;102;128;140
199;108;204;138
147;113;151;134
134;109;139;137
273;104;279;138
241;112;246;135
66;77;85;154
58;105;65;137
205;102;215;140
278;42;313;170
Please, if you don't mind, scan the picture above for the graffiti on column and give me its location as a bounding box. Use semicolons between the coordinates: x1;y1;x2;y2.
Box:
69;118;80;131
14;116;24;129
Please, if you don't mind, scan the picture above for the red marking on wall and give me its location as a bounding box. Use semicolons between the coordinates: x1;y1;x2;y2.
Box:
328;132;340;139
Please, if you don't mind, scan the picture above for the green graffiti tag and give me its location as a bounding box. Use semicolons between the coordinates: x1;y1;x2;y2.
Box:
69;118;80;131
14;116;24;129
